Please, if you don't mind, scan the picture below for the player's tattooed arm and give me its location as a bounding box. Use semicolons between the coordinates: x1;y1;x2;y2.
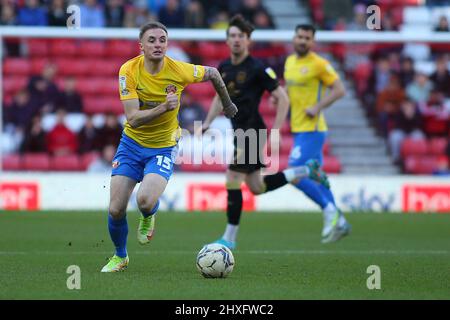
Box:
202;66;237;118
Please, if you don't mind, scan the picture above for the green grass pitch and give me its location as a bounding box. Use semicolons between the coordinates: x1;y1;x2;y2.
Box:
0;210;449;300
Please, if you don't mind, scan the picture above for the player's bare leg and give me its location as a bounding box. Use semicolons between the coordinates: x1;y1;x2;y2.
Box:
136;173;168;245
102;175;137;272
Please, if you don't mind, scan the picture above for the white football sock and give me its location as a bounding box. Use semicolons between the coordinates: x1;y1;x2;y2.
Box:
223;224;239;243
338;213;347;227
283;166;309;182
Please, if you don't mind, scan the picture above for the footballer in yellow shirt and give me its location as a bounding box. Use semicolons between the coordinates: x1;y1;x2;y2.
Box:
283;24;351;244
101;22;237;272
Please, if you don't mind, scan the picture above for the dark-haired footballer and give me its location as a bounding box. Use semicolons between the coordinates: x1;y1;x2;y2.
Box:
199;15;329;250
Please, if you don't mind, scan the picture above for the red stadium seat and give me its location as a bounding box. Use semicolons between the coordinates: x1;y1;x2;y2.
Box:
323;141;331;156
180;163;227;172
106;40;140;58
400;138;428;158
98;78;119;95
50;154;82;171
423;115;448;137
185;82;216;98
84;97;123;114
404;156;439;175
3;76;28;95
76;77;107;95
22;153;50;171
86;59;122;76
2;154;22;171
281;121;291;135
50;39;78;57
25;39;49;56
428;138;448;156
83;97;105;114
259;98;276;116
30;58;50;75
81;152;100;170
55;58;90;76
266;155;289;171
197;42;219;60
3;58;31;76
323;156;341;173
79;40;106;57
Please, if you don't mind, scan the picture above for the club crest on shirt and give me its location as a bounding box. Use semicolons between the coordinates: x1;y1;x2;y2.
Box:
236;71;247;83
165;84;177;94
112;160;120;168
300;67;309;74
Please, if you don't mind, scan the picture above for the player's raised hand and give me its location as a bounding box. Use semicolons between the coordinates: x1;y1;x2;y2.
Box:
223;102;238;118
164;92;178;111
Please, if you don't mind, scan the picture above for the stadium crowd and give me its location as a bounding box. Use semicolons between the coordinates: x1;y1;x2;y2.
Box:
0;0;276;29
1;0;450;174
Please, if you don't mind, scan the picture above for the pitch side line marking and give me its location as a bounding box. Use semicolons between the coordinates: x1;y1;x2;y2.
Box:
0;250;449;255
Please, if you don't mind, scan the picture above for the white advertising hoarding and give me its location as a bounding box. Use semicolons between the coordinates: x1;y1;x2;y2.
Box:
0;172;449;213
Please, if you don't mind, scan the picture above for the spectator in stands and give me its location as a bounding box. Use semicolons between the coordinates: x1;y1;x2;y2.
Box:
238;0;274;28
433;155;450;176
399;56;415;87
252;9;274;29
48;0;69;26
406;71;433;104
87;144;116;173
346;3;367;31
27;63;60;114
46;109;79;156
435;15;449;32
96;113;122;148
17;0;48;26
123;1;156;28
56;77;83;113
80;0;105;28
184;0;205;28
369;57;391;95
209;10;229;30
4;89;39;131
21;115;47;153
158;0;184;28
376;73;405;136
322;0;353;29
179;92;206;134
388;98;424;163
147;0;167;15
78;115;100;153
104;0;125;27
380;12;396;31
430;55;450;97
418;89;449;137
0;3;16;25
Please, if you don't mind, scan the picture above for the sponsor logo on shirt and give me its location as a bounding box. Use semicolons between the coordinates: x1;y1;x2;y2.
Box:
193;65;199;78
112;160;120;168
119;76;128;95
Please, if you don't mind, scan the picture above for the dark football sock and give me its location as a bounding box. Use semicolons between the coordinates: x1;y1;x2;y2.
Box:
263;172;288;192
227;189;243;225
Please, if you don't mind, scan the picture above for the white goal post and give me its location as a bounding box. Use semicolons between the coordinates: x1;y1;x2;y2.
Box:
1;26;450;171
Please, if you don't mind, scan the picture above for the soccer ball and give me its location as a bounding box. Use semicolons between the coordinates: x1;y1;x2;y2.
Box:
196;243;235;278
